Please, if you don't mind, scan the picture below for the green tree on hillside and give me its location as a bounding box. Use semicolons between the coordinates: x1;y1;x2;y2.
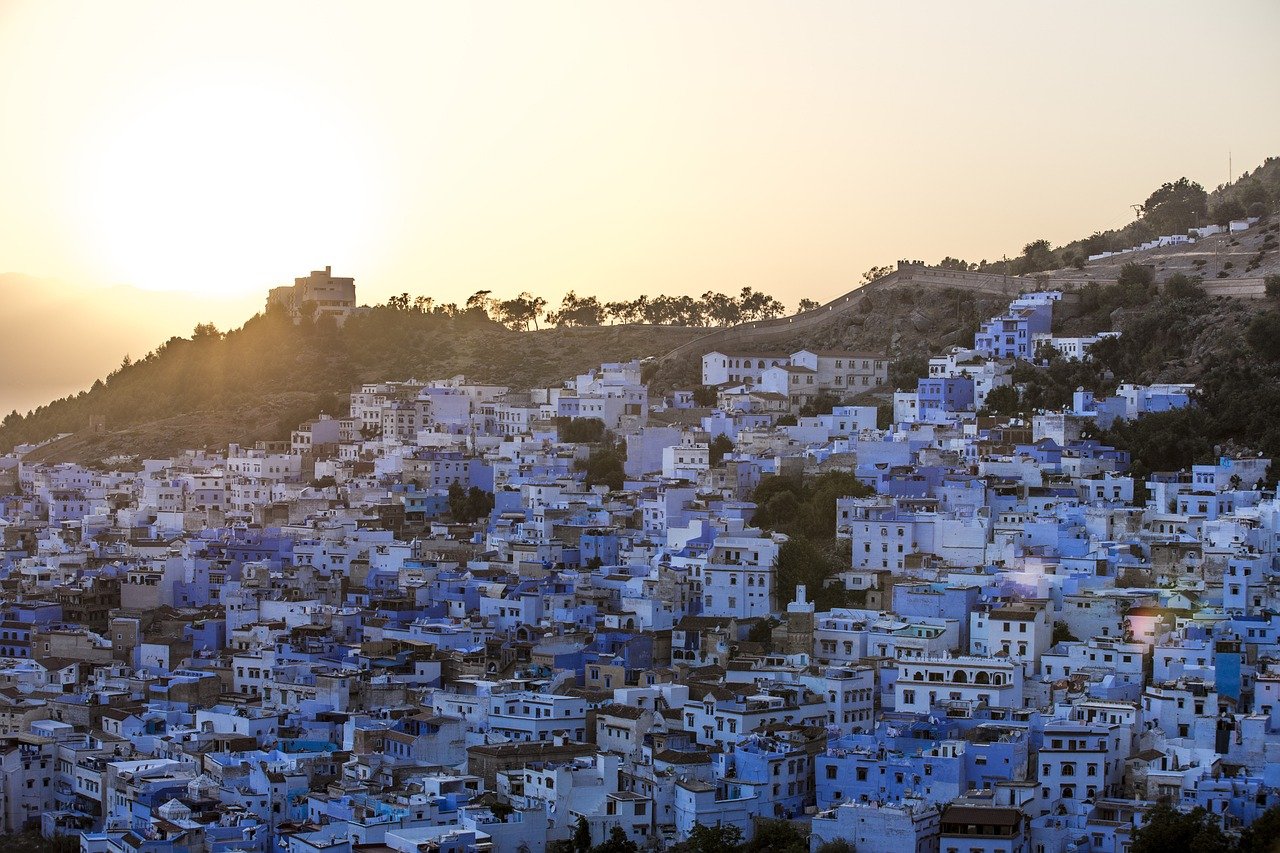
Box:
1015;239;1057;275
552;291;607;326
1211;199;1247;227
1247;312;1280;361
1162;273;1205;301
1265;275;1280;300
497;292;547;330
464;290;494;320
1142;177;1208;234
860;265;893;284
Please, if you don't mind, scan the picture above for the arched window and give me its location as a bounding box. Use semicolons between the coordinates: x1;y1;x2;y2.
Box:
953;671;968;684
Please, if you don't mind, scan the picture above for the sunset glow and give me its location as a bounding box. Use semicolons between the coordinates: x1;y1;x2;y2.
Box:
75;70;383;295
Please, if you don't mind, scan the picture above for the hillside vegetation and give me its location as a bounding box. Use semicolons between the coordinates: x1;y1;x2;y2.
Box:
952;157;1280;276
1011;264;1280;480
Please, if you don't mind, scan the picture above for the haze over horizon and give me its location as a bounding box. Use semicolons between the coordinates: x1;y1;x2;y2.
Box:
2;0;1279;415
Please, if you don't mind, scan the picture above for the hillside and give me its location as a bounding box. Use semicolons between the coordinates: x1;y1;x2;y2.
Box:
0;310;704;464
647;268;1026;392
7;157;1280;467
5;270;1037;465
981;156;1280;280
1012;276;1280;478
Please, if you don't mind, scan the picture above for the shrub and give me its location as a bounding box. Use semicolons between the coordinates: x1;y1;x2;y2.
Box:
1247;312;1280;361
1163;273;1205;301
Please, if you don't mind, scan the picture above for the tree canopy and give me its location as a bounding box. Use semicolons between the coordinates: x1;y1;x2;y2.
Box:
1142;177;1208;234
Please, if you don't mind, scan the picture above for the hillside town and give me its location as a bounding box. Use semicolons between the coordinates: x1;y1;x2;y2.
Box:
1;276;1278;853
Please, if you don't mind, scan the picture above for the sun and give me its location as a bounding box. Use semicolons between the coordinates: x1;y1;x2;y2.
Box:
76;69;382;296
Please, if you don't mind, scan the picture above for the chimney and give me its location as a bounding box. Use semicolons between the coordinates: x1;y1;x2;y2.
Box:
325;266;332;276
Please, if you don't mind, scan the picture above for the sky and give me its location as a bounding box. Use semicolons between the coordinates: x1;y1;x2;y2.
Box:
1;0;1278;413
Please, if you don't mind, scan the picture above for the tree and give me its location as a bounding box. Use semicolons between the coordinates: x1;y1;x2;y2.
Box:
814;842;857;853
1052;622;1078;645
1081;231;1114;257
497;292;547;330
557;417;607;443
1211;199;1247;227
741;818;808;853
464;487;494;522
1015;238;1057;275
1116;262;1157;306
709;434;734;465
1265;274;1280;299
746;617;778;651
604;300;636;324
889;353;928;391
578;447;626;491
448;482;494;523
1247;312;1280;362
1142;177;1208;234
702;291;742;326
447;481;468;521
1129;803;1231;853
571;816;593;853
1162;273;1205;301
981;385;1022;417
464;290;494;320
799;394;843;418
679;823;743;853
691;386;718;407
591;825;639;853
772;534;859;608
860;265;892;285
1238;804;1280;853
1103;407;1215;478
552;291;606;326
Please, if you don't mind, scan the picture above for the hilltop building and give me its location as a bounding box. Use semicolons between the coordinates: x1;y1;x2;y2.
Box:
266;266;357;326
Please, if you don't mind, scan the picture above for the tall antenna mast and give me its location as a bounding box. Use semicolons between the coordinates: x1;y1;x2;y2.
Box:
1229;150;1233;184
